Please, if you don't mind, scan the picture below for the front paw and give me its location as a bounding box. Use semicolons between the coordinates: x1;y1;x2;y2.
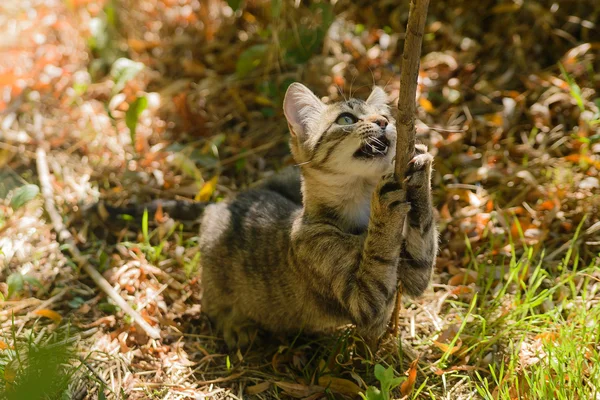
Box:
374;173;411;216
405;144;433;190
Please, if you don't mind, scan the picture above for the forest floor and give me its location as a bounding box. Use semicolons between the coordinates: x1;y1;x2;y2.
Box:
1;0;600;399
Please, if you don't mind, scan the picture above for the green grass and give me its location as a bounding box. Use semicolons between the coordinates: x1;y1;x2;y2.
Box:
0;320;85;400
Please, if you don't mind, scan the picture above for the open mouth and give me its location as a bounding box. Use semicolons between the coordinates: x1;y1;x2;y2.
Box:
354;136;390;158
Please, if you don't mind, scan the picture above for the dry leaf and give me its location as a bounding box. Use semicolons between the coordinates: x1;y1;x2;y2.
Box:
450;285;472;295
246;381;271;395
154;202;165;223
534;331;559;344
34;309;62;324
273;382;324;398
317;376;362;396
419;97;435;113
182;59;206;76
448;271;477;286
400;359;418;396
433;337;463;355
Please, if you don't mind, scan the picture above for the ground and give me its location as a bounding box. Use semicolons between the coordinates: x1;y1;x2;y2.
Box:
0;0;599;399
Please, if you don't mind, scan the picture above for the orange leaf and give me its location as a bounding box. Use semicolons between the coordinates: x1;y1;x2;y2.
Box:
448;271;477;286
154;202;165;223
34;309;62;324
419;97;435;113
538;200;556;211
535;332;559;344
400;359;419;396
0;72;18;87
333;75;345;87
564;154;580;163
0;340;10;350
484;112;503;127
433;337;463;355
450;285;472;295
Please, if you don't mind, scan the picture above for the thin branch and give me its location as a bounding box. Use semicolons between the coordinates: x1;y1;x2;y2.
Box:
390;0;430;334
35;139;161;340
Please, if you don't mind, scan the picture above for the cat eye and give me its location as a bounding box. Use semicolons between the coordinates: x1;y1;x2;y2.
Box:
335;113;358;125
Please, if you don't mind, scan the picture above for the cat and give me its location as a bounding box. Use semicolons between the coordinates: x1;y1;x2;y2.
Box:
198;83;438;348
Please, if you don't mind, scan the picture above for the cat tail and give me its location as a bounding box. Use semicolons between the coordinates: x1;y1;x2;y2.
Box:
96;199;208;222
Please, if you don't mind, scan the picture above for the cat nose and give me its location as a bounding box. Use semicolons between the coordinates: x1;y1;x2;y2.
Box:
368;117;388;129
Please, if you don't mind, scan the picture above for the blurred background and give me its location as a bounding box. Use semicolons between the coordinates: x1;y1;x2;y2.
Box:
0;0;599;399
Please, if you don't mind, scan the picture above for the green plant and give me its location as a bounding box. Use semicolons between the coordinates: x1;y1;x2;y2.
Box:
0;322;84;400
360;364;405;400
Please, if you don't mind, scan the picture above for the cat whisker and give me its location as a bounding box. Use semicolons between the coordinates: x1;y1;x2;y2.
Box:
368;136;385;147
295;159;313;166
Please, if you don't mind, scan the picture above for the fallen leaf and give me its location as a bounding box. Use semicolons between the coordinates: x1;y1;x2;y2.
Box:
400;359;418;396
433;337;463;355
538;200;556;211
534;332;559;344
450;285;472;295
448;271;477;286
419;97;435;113
182;59;206;76
196;175;219;201
35;309;62;324
0;341;10;350
246;381;271;395
273;382;323;398
154;202;165;223
318;376;362;396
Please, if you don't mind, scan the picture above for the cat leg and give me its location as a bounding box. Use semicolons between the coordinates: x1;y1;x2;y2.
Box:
398;144;438;297
219;309;258;350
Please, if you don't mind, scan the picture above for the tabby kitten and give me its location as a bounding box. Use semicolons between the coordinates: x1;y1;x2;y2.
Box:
200;83;437;348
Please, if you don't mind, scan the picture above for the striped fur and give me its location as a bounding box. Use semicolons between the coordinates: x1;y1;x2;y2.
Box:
200;83;437;348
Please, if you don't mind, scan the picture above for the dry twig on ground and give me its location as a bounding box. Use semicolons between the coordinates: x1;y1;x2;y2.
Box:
35;132;162;340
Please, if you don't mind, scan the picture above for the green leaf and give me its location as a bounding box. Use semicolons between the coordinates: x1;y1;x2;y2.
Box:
68;297;86;309
142;208;149;243
362;386;384;400
110;58;144;94
559;63;584;112
236;44;269;78
7;272;24;299
23;275;42;288
98;384;107;400
125;95;148;148
374;364;386;382
10;184;39;210
271;0;282;18
227;0;243;11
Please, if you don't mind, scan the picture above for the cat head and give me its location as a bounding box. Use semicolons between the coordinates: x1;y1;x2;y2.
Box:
283;82;396;178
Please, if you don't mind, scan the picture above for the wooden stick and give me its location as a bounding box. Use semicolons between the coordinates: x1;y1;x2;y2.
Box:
36;141;161;340
390;0;430;335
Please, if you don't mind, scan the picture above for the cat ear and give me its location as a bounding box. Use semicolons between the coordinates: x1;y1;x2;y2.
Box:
283;83;325;138
366;86;388;107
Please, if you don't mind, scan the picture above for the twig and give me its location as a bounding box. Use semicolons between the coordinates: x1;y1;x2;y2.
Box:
35;141;161;340
390;0;430;334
